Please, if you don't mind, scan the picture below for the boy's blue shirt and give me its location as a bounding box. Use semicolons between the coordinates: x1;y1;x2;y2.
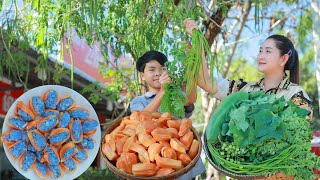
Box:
130;92;193;118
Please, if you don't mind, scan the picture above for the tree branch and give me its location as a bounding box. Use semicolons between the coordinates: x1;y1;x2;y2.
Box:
215;10;241;53
223;1;252;78
203;2;232;45
223;4;302;48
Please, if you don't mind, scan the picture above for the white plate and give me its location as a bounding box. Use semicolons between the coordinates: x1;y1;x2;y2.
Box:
2;85;101;180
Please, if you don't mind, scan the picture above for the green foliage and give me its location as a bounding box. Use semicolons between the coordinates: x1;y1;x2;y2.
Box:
105;0;167;58
34;55;49;82
0;0;236;104
160;42;186;117
81;82;103;104
160;83;186;117
216;0;233;19
160;24;215;117
206;91;249;143
296;9;313;51
0;49;30;82
228;56;262;81
300;45;319;129
52;63;70;84
293;5;319;128
77;167;117;180
208;91;320;179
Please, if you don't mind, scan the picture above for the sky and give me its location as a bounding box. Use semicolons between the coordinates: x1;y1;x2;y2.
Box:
223;1;311;65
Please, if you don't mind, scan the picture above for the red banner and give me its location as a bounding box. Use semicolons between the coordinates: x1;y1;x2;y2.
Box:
0;81;24;116
63;29;132;84
63;37;109;83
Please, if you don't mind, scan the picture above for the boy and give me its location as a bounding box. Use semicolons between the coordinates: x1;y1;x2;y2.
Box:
130;50;196;117
129;50;205;179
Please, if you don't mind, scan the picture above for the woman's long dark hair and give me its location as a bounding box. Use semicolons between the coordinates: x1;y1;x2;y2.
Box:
267;35;299;84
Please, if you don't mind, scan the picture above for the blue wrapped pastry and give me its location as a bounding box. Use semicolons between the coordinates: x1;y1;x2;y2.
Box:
48;163;63;178
20;151;36;171
35;150;44;162
1;129;24;146
28;144;44;162
79;137;95;149
82;118;99;135
2;87;102;176
59;141;78;162
42;109;59;118
43;89;59;109
69;107;89;120
43;145;60;165
73;145;88;163
29;96;45;116
8;140;28;159
32;160;49;178
58;112;71;128
57;96;76;112
28;143;37;152
69;119;83;143
48;128;70;146
37;115;58;133
7;116;28;130
15;101;36;121
27;129;47;151
61;158;77;172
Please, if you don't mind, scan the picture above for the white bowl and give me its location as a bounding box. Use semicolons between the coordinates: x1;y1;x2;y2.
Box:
2;85;101;180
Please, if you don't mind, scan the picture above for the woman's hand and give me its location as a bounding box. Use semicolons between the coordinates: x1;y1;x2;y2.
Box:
184;18;199;36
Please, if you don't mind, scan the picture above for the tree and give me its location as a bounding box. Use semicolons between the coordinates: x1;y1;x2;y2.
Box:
312;0;320;118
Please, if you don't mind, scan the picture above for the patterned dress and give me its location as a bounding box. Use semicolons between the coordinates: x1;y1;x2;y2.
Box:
214;75;313;120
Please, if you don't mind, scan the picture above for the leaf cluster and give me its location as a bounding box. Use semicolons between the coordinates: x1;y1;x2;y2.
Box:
210;91;320;179
0;0;205;104
160;42;187;117
77;167;117;180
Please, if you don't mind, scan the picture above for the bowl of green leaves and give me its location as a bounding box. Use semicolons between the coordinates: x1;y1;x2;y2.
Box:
204;91;320;179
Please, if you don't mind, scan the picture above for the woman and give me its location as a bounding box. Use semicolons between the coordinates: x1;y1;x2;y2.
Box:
185;18;313;180
184;19;313;119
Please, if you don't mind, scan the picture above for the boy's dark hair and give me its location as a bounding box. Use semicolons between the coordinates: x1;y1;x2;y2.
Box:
136;50;168;72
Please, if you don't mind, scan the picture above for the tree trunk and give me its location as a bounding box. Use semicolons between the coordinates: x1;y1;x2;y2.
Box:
204;3;232;46
202;2;252;180
312;0;320;115
202;91;220;180
215;12;240;53
202;2;232;179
